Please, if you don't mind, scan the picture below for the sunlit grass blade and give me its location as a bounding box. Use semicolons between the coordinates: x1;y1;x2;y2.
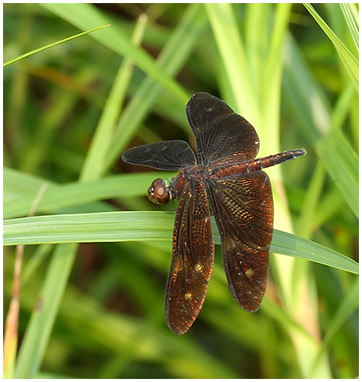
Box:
40;3;187;102
260;3;292;152
261;298;314;339
3;24;110;67
205;3;259;123
339;3;359;51
304;3;359;89
4;211;358;275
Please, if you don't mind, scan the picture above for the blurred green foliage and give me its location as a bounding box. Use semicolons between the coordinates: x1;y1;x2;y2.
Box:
4;3;358;379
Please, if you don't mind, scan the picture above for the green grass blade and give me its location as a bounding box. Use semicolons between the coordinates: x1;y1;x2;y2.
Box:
4;172;175;219
304;3;359;89
315;129;358;218
260;3;292;151
18;280;239;379
4;167;50;200
14;244;77;378
339;3;359;51
296;163;326;238
80;15;147;181
314;188;345;227
329;83;357;132
4;167;120;217
3;24;110;67
311;278;359;374
4;211;358;275
103;3;206;172
205;3;259;123
40;3;187;102
283;33;331;142
22;244;53;285
271;230;358;275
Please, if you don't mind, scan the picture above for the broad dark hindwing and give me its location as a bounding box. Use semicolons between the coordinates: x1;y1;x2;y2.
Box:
122;140;197;171
165;178;214;334
206;171;273;311
186;92;260;166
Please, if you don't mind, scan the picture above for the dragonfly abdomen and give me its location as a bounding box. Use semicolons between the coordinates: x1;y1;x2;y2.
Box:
212;148;306;178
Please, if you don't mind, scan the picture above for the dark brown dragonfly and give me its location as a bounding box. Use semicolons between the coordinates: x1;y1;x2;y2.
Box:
122;92;306;335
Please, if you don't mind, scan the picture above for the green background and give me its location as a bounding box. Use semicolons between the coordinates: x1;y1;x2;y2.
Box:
3;3;358;379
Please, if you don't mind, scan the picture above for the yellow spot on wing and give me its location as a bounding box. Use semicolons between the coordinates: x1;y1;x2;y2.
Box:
245;268;254;278
194;263;203;272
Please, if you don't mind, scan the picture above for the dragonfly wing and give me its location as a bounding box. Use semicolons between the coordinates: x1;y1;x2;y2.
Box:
206;171;273;311
165;178;214;334
186;92;259;166
122;140;197;171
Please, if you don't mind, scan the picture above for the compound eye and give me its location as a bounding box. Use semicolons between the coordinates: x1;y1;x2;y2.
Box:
148;178;170;205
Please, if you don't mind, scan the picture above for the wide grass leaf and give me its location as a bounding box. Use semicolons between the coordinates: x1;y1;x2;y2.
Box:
4;211;358;275
4;168;175;219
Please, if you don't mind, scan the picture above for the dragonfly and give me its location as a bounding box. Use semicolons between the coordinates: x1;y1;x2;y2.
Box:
122;92;306;335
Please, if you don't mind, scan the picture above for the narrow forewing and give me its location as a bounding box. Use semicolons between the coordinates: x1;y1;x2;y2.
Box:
165;178;214;334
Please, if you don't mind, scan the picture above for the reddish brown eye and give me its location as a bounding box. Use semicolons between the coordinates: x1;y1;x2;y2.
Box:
148;178;170;205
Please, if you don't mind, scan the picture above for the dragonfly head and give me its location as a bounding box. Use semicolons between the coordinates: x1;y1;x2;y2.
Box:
148;178;171;205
